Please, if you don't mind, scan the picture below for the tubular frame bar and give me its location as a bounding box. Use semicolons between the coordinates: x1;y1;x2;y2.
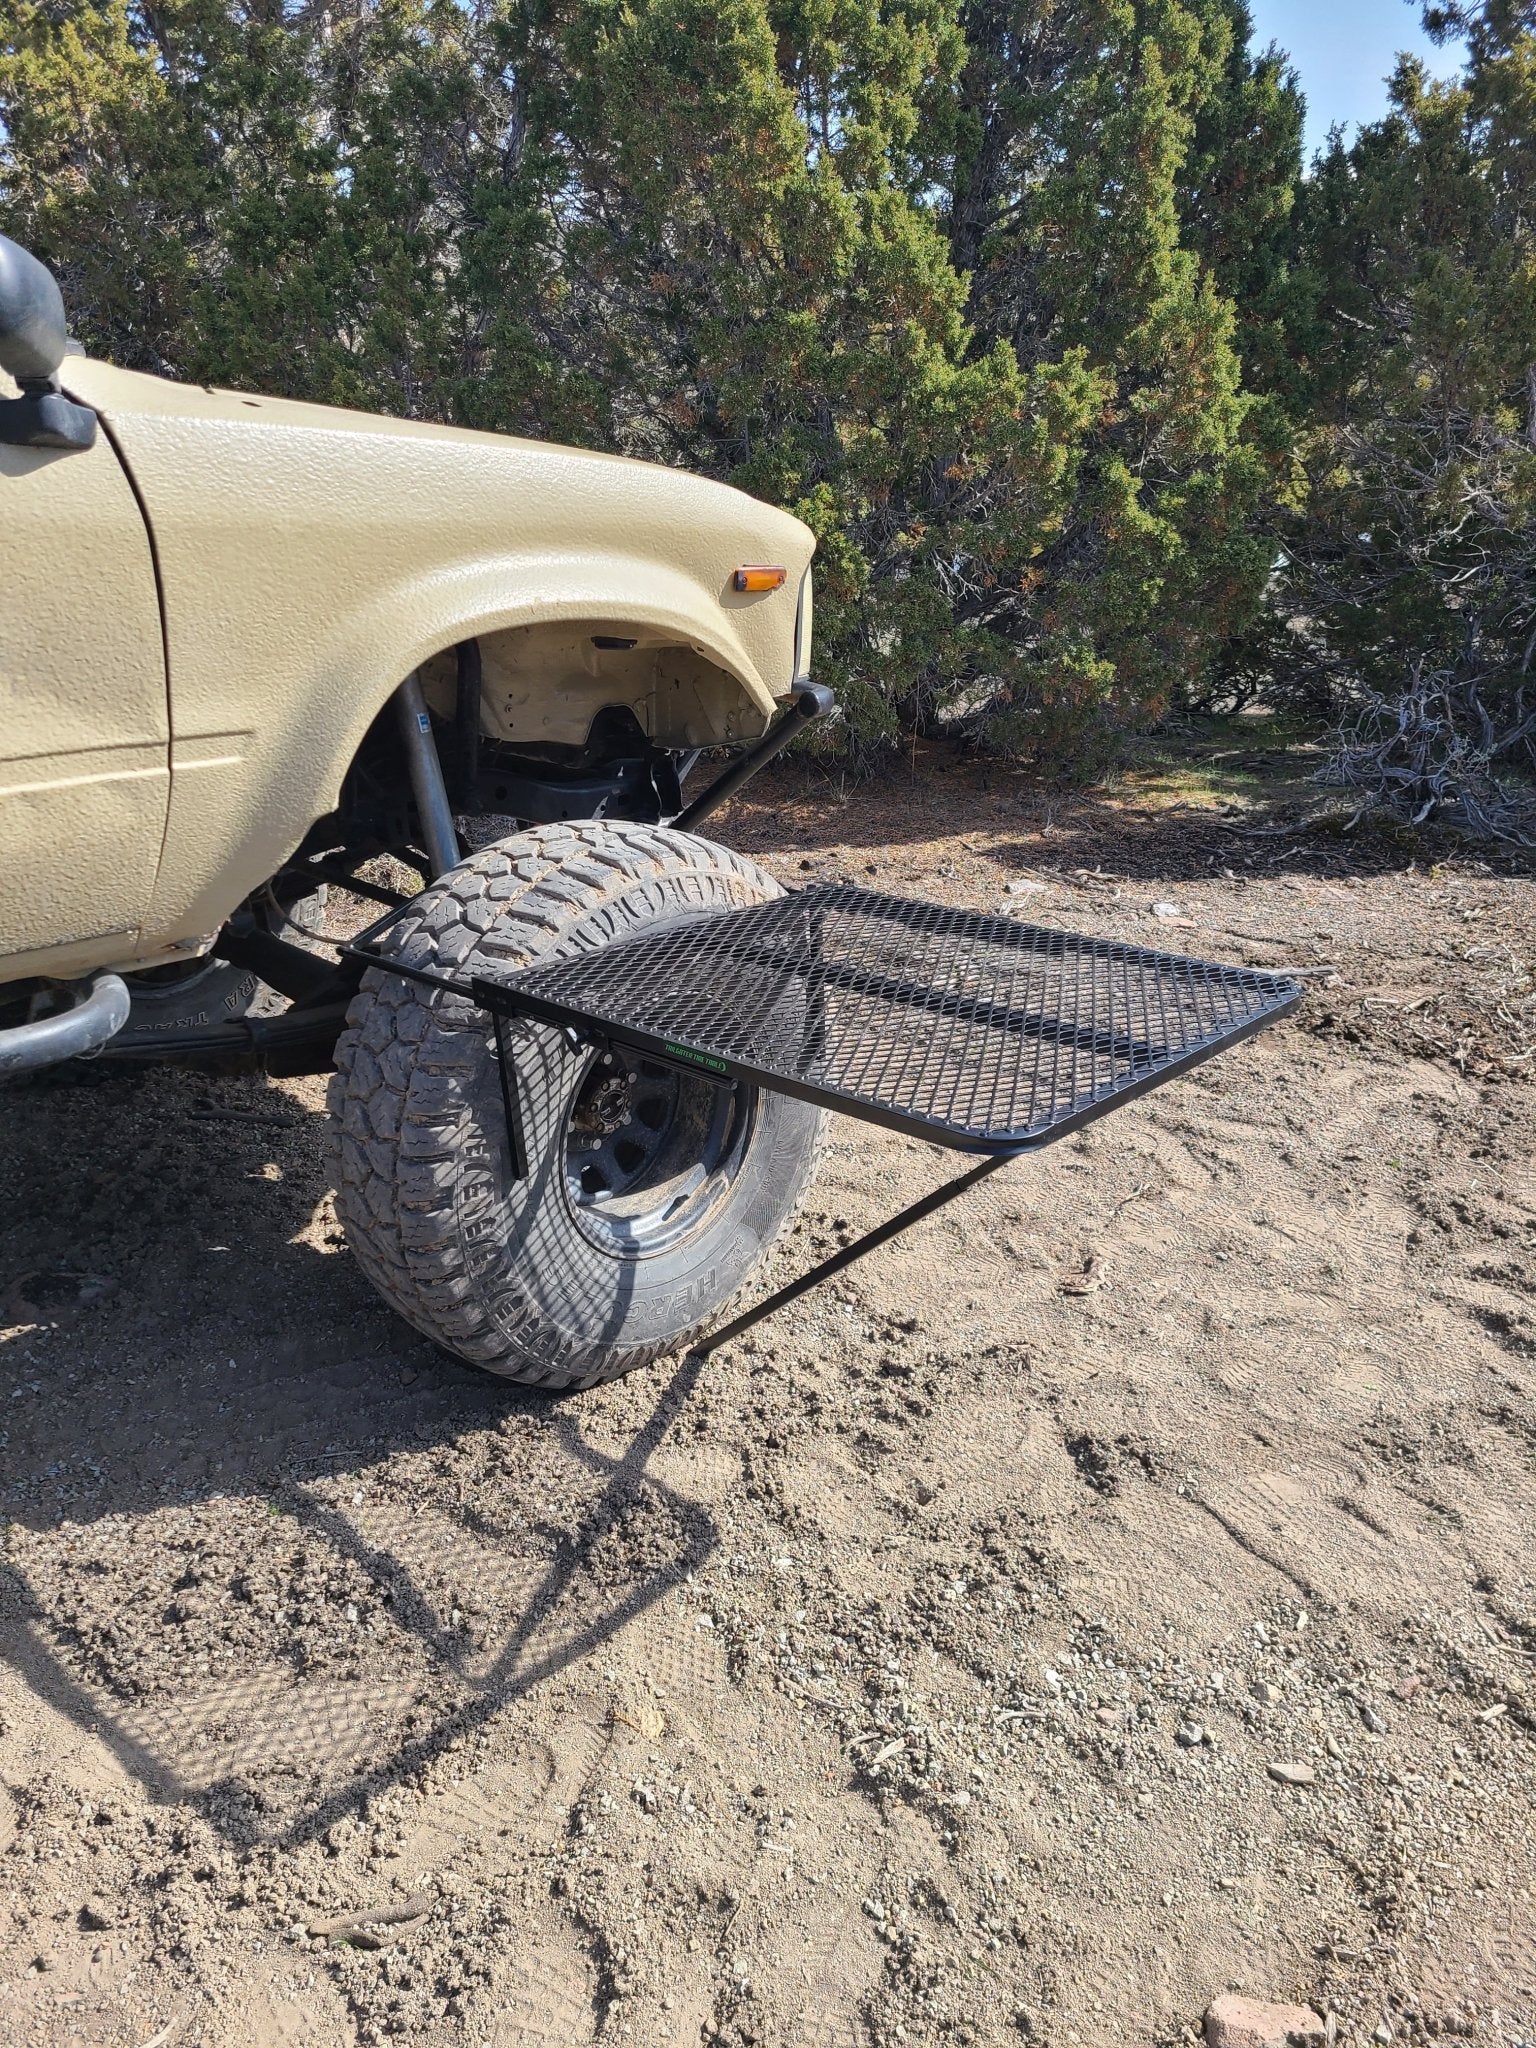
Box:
671;681;835;832
394;670;460;878
0;973;130;1077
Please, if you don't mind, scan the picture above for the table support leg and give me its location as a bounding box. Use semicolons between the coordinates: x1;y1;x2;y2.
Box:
691;1149;1022;1358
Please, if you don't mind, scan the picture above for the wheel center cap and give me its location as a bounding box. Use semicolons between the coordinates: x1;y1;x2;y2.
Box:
573;1071;634;1137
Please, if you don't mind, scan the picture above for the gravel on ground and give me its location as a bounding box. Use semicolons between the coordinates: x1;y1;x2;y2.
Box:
2;736;1532;2048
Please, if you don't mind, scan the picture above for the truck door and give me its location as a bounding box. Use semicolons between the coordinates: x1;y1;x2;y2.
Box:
1;427;169;982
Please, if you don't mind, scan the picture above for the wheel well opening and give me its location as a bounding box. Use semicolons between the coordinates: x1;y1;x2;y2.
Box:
418;620;769;754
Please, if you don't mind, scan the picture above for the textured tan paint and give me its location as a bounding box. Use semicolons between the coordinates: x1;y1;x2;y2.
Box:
0;429;169;980
45;359;813;957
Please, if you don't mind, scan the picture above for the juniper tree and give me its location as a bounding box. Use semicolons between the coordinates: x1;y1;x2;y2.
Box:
1283;0;1536;831
1;0;1304;764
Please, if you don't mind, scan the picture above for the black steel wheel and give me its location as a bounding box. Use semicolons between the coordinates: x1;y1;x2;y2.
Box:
563;1051;756;1256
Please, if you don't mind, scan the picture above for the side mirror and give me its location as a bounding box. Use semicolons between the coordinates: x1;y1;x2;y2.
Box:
0;233;71;386
0;235;96;452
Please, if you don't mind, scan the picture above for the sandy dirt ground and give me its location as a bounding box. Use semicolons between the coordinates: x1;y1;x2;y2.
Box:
2;738;1534;2048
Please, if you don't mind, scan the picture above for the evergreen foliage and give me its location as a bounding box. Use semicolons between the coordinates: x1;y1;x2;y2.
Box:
1282;0;1536;825
1;0;1530;813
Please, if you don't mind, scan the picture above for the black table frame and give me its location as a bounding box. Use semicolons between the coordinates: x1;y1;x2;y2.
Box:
347;889;1301;1358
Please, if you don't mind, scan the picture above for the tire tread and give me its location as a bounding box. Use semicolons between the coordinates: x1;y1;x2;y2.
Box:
328;821;818;1389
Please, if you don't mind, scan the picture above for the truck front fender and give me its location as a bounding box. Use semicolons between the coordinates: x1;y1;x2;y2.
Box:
61;359;813;954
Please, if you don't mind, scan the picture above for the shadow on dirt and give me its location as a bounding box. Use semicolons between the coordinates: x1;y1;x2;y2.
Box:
726;749;1536;889
0;1063;717;1852
4;732;1530;1858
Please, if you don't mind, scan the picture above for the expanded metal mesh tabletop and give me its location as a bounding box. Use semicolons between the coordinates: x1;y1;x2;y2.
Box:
472;883;1301;1154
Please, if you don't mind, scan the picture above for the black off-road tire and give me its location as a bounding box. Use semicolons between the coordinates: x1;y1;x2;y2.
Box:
113;955;262;1047
109;890;327;1051
327;822;822;1389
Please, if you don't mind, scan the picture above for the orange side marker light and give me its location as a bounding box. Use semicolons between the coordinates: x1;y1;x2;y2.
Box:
733;566;788;593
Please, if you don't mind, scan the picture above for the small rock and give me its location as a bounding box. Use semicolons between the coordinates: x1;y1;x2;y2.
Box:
1373;2025;1394;2045
629;1702;666;1741
914;1481;936;1506
1393;1675;1422;1702
1151;901;1183;919
1096;1705;1122;1727
79;1899;112;1931
1252;1680;1278;1705
1476;1702;1508;1724
1176;1720;1205;1749
1204;1993;1326;2048
1324;1734;1343;1760
1006;879;1049;896
1360;1704;1388;1735
1266;1761;1315;1787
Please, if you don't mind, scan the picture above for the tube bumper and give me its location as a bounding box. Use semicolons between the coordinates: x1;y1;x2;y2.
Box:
0;973;131;1077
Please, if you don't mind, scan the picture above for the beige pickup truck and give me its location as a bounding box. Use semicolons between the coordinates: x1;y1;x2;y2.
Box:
2;233;828;1389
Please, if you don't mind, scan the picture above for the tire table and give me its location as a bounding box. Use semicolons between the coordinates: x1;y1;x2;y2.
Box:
359;882;1301;1356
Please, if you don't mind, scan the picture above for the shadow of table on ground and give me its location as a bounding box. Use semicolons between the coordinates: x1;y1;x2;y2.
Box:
0;1063;720;1855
